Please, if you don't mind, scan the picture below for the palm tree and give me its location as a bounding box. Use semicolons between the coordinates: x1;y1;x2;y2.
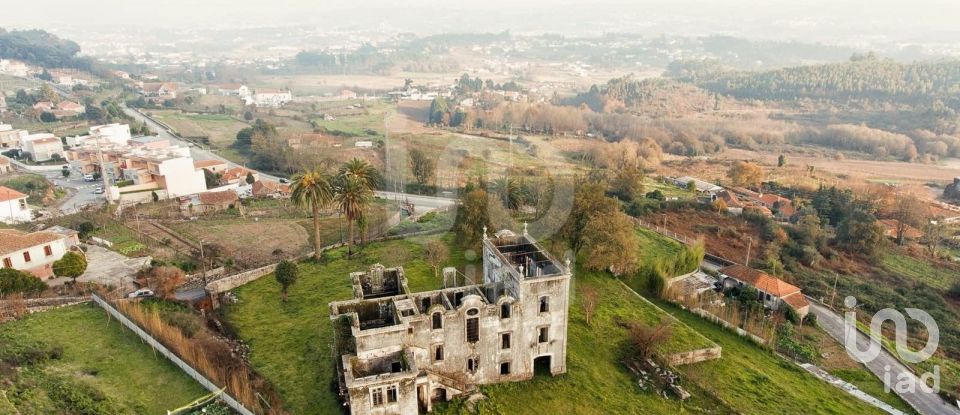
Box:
291;169;334;260
336;175;373;256
339;158;382;190
494;177;527;211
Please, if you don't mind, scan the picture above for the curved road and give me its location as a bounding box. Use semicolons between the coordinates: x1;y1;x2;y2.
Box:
810;302;960;415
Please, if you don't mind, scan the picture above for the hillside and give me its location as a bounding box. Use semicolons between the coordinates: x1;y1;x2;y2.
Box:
675;56;960;109
0;28;93;71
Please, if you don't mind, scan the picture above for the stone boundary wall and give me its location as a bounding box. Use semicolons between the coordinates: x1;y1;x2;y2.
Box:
205;227;448;308
667;346;723;366
91;294;255;415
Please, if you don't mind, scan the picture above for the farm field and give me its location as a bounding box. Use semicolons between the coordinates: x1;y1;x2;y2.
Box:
0;304;207;414
148;109;249;146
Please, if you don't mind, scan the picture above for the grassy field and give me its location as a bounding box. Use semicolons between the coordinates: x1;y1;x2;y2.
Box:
149;110;249;146
652;300;885;415
223;233;724;414
880;250;960;291
634;226;910;414
0;304;207;414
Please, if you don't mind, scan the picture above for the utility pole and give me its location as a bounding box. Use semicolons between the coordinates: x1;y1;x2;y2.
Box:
95;138;111;204
745;236;753;266
199;239;206;284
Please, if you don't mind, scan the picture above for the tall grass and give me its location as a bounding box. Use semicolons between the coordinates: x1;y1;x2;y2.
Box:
114;300;286;415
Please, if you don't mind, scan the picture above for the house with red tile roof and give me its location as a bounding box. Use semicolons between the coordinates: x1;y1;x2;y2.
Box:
220;166;258;185
251;180;291;199
719;264;809;318
0;185;31;223
193;159;228;174
0;228;76;279
179;190;240;215
712;190;744;215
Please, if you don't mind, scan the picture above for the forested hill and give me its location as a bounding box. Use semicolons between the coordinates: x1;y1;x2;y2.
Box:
565;76;725;116
672;56;960;108
0;28;93;71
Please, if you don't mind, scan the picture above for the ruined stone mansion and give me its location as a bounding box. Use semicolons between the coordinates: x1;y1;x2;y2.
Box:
329;228;571;414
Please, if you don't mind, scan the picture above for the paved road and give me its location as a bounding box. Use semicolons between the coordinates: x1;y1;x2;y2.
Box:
810;302;960;415
121;105;280;182
375;190;456;212
40;170;104;215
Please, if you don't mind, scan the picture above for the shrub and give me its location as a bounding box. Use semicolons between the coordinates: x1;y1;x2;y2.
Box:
0;268;47;296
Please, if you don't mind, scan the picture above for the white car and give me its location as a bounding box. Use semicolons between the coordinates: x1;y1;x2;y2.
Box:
83;174;95;182
127;288;154;298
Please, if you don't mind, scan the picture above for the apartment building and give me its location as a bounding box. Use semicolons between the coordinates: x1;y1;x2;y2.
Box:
66;143;206;198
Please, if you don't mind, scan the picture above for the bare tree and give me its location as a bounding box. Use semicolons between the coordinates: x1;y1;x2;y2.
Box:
891;194;924;246
581;286;599;326
423;240;449;279
629;320;673;361
922;221;946;257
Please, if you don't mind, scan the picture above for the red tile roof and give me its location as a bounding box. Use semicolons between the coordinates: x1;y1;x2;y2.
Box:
0;185;27;202
252;180;290;196
782;292;810;311
194;159;227;169
198;190;238;205
720;264;802;298
0;230;62;255
715;190;743;208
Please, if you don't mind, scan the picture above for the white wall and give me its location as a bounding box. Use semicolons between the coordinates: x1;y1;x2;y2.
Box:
158;157;207;197
91;124;132;146
1;237;68;279
0;197;32;223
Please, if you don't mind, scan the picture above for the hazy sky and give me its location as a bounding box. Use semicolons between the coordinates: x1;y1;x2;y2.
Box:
2;0;960;45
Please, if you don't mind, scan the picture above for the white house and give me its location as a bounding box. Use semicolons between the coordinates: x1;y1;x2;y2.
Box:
21;134;64;162
0;227;78;280
216;84;250;97
253;89;292;108
90;123;132;145
0;125;27;149
0;186;31;223
0;59;30;77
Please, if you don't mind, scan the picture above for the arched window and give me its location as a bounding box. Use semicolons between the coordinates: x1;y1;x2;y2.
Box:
467;358;477;373
432;312;442;329
500;302;511;319
539;296;550;313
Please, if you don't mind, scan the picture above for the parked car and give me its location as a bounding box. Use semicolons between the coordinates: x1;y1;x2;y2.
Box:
83;174;95;182
279;178;290;184
127;288;154;298
94;186;104;194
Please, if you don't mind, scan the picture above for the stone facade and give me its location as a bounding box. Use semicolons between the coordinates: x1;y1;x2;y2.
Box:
330;229;571;414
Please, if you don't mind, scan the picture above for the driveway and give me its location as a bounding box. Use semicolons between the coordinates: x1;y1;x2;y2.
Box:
810;301;960;415
48;245;150;293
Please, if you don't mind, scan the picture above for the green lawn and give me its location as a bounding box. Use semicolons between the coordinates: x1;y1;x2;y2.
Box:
829;369;916;414
224;234;722;414
655;300;886;415
881;250;960;291
0;304;207;414
636;227;682;265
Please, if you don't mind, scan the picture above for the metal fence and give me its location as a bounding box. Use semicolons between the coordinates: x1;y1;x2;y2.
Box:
91;294;255;415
